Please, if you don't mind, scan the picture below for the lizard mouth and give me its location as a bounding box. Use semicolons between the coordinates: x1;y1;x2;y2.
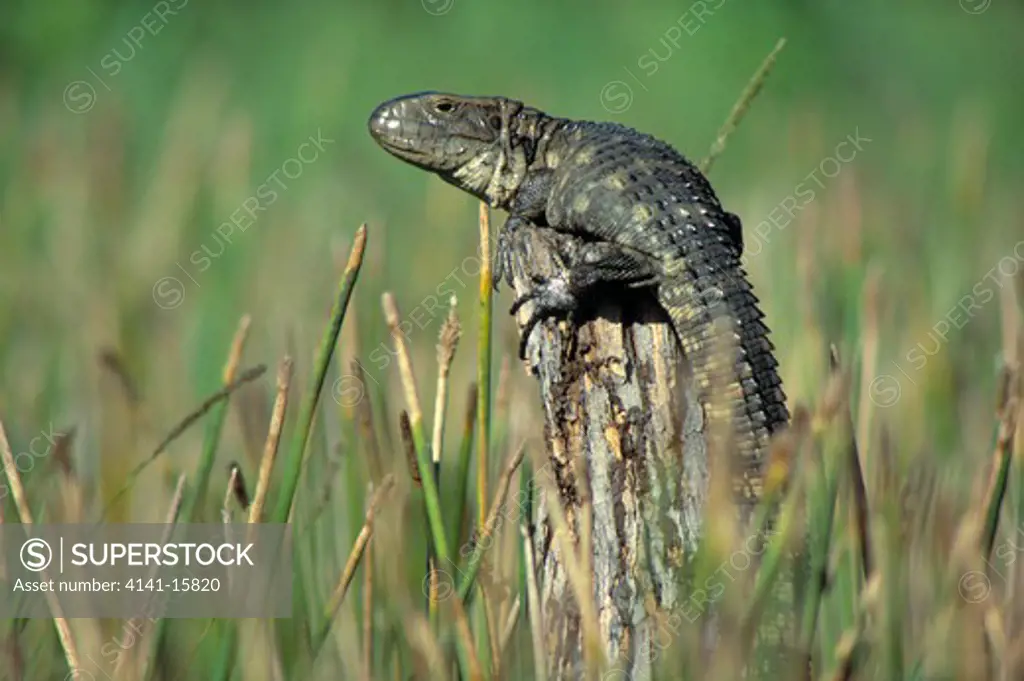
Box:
369;107;407;148
368;102;448;170
368;101;416;146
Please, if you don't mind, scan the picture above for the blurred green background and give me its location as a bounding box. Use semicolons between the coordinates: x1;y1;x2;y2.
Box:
1;0;1023;678
3;0;1021;464
2;0;1020;433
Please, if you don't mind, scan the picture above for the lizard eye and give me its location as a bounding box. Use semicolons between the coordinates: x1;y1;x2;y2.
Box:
434;100;455;113
487;114;503;131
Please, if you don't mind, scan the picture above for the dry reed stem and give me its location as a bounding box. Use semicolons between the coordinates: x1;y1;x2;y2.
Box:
1003;633;1024;680
833;344;873;577
222;464;241;525
499;594;522;655
792;364;850;679
987;604;1008;666
533;450;606;677
856;265;881;480
353;359;383;483
522;524;547;681
1011;336;1024;679
828;572;882;681
474;445;527;678
483;581;502;677
399;411;420;486
159;473;189;539
0;419;80;675
700;37;787;174
200;313;255;518
103;363;267;521
432;297;461;463
363;527;374;681
383;293;424;428
981;391;1020;557
430;299;461;618
248;356;294;526
127;473;189;680
224;314;253;382
484;444;527;543
428;562;438;617
404;613;448;679
448;589;485;681
456;444;527;600
151;363;265;461
323;475;396;631
383;292;450;560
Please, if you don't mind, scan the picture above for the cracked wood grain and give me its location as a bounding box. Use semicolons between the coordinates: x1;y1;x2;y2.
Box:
510;228;713;680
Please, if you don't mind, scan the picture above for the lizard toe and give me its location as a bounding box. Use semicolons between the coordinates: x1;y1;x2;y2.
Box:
509;290;538;316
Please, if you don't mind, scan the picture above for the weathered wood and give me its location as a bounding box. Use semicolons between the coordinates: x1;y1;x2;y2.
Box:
511;228;713;680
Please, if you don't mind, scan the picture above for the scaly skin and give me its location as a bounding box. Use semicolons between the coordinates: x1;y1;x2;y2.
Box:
369;91;788;506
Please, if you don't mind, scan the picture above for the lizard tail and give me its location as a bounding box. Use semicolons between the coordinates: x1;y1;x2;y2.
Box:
659;258;789;507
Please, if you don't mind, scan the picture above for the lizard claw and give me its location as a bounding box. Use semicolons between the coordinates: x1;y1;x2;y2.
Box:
518;312;540;360
493;234;516;291
509;292;533;317
493;216;528;292
508;275;580;360
517;304;580;361
509;274;550;316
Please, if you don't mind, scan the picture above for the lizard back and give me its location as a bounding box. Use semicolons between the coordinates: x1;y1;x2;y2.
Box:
545;121;789;504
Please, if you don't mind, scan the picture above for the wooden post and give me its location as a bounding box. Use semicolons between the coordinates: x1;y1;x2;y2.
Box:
511;228;713;680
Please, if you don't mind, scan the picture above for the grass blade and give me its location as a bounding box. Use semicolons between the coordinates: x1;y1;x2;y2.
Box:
185;314;253;522
477;201;493;528
314;474;395;656
448;383;478;551
797;368;849;676
0;420;80;676
248;356;294;526
456;445;526;601
981;372;1019;558
271;224;367;524
382;293;450;564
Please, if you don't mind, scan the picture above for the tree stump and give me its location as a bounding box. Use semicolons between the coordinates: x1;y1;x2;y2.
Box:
510;227;716;680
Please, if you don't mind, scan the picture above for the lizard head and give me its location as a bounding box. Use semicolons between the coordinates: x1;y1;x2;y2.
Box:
369;92;530;208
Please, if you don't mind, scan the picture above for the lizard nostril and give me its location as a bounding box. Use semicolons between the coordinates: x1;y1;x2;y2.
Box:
368;104;399;141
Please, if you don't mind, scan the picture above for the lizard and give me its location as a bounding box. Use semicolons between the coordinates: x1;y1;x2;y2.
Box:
368;91;789;507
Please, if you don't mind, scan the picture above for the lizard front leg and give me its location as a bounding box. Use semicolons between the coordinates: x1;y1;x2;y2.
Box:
510;241;659;359
494;168;556;290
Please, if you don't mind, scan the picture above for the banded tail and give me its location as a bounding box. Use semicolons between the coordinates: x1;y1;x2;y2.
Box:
658;258;788;507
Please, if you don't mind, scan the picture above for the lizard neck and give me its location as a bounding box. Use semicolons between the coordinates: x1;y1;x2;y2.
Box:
478;108;568;210
510;109;571;174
